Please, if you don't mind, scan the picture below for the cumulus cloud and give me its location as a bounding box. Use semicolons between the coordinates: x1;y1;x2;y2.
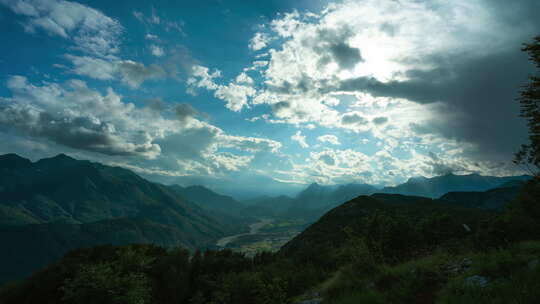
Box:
0;76;282;177
231;0;539;180
3;0;538;187
341;112;367;125
219;135;282;153
150;45;164;57
249;32;271;51
317;134;340;145
274;145;522;186
372;116;388;125
0;76;162;157
1;0;122;57
235;72;254;84
291;130;309;148
214;84;256;112
187;65;257;111
187;65;221;91
1;1;172;89
117;60;166;88
66;55;166;88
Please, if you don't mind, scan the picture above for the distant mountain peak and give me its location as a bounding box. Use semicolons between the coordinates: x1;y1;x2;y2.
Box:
308;182;320;187
406;175;428;183
51;153;76;161
0;153;33;170
36;153;78;166
0;153;29;162
384;173;532;198
186;185;211;191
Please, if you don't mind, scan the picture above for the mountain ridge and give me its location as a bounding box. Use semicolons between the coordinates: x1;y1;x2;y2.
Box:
0;153;247;282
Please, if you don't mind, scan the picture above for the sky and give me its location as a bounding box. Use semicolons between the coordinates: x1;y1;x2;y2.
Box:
0;0;539;198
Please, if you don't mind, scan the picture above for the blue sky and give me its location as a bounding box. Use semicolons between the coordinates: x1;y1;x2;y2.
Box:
1;0;539;198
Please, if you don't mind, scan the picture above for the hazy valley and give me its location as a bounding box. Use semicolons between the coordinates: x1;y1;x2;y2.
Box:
0;153;531;284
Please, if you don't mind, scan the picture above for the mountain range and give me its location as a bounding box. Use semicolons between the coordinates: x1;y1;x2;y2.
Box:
168;184;247;217
269;173;530;216
380;173;530;198
0;153;246;282
0;153;531;283
281;193;495;256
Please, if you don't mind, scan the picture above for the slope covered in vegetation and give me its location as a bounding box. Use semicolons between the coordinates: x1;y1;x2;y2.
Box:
2;179;539;304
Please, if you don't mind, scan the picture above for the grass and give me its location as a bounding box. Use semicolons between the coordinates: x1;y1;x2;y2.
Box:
324;290;385;304
320;241;540;304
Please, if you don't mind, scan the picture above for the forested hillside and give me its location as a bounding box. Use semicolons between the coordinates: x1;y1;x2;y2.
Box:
2;178;540;304
0;154;247;283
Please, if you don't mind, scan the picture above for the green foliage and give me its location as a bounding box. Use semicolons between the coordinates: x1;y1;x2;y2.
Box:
323;241;540;304
150;248;192;304
61;263;151;304
3;174;540;304
362;212;421;263
475;180;540;249
324;290;385;304
438;242;540;304
0;242;336;304
61;246;155;304
515;36;540;173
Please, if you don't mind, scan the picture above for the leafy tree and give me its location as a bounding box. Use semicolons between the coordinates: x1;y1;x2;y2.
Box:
61;246;154;304
61;262;151;304
515;36;540;175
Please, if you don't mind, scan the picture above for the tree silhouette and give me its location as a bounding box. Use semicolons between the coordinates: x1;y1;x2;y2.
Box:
515;36;540;175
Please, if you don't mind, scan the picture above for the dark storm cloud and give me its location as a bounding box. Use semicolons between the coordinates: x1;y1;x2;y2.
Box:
270;100;309;120
271;101;291;112
427;152;465;176
173;103;198;121
144;98;168;112
156;126;219;160
373;116;389;125
338;48;537;160
117;61;166;87
309;27;363;70
0;104;159;156
328;42;363;70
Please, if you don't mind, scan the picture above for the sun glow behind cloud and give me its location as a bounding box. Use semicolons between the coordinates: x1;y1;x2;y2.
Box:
0;0;538;196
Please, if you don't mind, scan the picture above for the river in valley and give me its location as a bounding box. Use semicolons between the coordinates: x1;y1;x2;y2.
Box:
216;218;274;248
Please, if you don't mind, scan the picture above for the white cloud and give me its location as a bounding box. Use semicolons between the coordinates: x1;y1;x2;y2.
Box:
150;45;164;57
218;134;282;153
317;134;340;145
0;76;162;157
145;33;159;40
187;65;257;111
235;72;254;84
187;65;221;91
219;0;536;135
0;76;282;177
133;9;186;36
249;32;271;51
291;130;309;148
65;55;117;80
117;60;166;88
214;83;256;112
66;55;166;88
1;0;123;57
